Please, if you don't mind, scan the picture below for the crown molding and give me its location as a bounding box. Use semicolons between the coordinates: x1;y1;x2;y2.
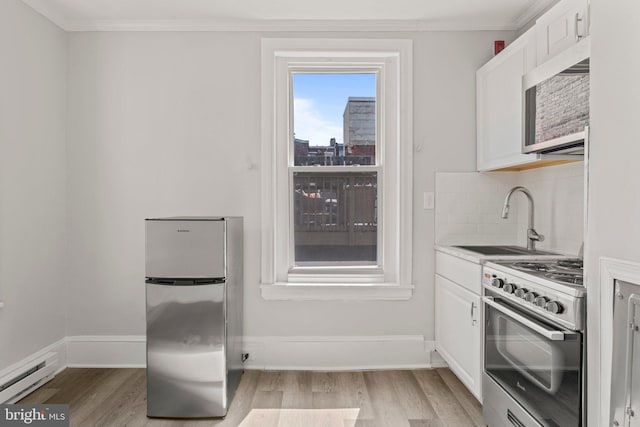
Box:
20;0;70;30
64;19;415;32
61;18;519;32
18;0;521;33
20;0;523;33
514;0;558;29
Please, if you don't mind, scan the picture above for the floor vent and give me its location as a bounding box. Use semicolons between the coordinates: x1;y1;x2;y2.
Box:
0;352;58;403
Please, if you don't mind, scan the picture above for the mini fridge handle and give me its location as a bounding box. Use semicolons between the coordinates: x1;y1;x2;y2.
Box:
145;278;224;286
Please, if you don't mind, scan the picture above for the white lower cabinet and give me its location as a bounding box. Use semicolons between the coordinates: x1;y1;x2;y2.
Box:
435;273;482;400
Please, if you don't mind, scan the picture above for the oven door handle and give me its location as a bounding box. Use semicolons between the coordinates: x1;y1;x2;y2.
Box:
483;296;575;341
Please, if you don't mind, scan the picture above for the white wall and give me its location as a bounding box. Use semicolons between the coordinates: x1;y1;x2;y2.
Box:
586;0;640;424
0;0;68;370
65;30;513;364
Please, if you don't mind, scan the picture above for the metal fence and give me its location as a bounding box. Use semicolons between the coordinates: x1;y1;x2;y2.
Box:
293;172;377;239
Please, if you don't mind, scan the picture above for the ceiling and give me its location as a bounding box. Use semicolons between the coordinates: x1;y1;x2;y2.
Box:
21;0;557;32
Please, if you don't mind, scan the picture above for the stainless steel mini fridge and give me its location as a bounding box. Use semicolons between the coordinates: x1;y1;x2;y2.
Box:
145;217;243;418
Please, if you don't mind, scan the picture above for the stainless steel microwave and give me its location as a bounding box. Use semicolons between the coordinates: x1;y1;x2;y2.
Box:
523;39;590;154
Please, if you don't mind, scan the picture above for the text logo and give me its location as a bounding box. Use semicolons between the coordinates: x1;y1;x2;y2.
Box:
1;405;69;426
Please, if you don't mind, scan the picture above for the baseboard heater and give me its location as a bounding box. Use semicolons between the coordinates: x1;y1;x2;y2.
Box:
0;352;59;403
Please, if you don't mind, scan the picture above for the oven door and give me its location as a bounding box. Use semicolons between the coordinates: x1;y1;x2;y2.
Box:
484;295;583;427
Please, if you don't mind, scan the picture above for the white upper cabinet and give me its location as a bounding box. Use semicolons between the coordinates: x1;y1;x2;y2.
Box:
476;28;538;171
476;0;589;172
536;0;589;64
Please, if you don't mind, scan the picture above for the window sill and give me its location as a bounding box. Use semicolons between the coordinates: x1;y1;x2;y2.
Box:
260;282;414;301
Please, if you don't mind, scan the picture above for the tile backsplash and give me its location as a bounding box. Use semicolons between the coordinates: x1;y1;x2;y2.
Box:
435;162;584;255
516;162;584;256
435;171;520;246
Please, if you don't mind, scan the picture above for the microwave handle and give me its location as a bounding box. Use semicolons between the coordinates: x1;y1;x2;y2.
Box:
483;296;575;341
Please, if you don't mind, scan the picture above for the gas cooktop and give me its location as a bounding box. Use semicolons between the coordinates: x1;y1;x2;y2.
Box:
483;258;586;329
491;258;583;288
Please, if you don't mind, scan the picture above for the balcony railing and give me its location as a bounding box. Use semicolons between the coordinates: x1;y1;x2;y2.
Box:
293;172;377;248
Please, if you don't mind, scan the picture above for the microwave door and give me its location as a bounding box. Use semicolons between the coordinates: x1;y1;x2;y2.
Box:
522;41;590;155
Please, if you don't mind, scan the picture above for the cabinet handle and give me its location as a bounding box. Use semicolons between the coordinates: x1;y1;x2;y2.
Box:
470;302;476;325
575;12;584;41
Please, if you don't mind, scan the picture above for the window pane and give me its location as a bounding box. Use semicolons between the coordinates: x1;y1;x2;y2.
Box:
293;172;377;266
293;73;376;166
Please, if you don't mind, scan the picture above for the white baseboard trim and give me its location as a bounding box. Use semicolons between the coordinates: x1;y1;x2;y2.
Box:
243;335;433;371
67;335;435;371
4;335;440;373
66;336;146;368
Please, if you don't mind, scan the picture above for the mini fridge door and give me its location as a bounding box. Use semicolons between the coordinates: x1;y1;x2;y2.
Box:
146;218;225;279
146;281;227;418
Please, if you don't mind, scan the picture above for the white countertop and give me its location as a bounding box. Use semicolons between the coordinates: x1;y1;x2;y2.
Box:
434;245;574;264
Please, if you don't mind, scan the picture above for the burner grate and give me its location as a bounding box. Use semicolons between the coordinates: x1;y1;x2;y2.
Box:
555;259;584;270
544;272;584;286
512;262;551;272
494;258;586;289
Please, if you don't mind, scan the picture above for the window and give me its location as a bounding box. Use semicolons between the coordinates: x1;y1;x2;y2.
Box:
261;39;413;300
293;73;378;268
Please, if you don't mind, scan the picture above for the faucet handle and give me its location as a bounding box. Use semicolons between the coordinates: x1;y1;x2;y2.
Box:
528;229;544;242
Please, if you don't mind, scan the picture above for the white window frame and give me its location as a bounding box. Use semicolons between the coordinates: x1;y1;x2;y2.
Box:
260;38;413;300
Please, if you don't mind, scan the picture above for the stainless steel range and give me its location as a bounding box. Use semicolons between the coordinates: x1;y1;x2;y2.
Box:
482;258;586;427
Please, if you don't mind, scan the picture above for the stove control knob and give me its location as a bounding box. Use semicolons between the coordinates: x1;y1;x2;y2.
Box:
503;283;516;294
490;278;505;288
545;301;564;314
534;296;549;308
514;288;529;299
524;292;538;303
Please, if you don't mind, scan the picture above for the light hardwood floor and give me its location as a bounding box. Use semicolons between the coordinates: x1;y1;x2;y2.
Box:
19;368;484;427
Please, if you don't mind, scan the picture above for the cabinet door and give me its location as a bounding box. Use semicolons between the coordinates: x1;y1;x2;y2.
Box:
435;274;482;400
476;28;538;171
435;251;482;294
536;0;589;64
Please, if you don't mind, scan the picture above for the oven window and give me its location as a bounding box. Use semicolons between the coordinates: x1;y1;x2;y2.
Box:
485;302;582;427
498;316;556;390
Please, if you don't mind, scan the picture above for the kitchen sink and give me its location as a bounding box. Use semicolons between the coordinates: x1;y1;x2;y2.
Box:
452;245;558;256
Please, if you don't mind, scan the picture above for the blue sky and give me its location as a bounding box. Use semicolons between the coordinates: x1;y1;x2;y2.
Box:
293;73;376;146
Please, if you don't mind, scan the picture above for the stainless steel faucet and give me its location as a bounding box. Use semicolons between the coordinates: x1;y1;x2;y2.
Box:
501;186;545;251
